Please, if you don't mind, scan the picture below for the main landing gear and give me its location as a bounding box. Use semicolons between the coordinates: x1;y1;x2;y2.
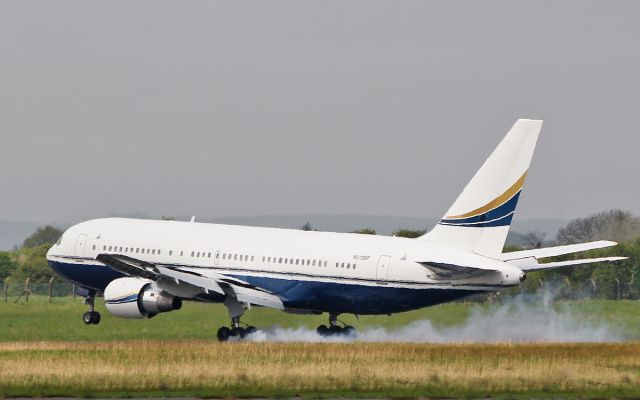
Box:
216;316;258;342
316;314;355;337
82;290;101;325
216;295;257;342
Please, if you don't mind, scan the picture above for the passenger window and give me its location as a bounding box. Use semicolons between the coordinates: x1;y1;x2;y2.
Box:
279;257;283;263
152;249;156;255
341;263;344;268
251;256;254;262
136;248;139;253
169;250;173;256
268;257;271;262
158;250;161;255
347;263;350;269
180;251;183;256
234;254;238;261
353;263;356;269
306;260;310;266
92;245;96;250
336;262;339;268
191;251;195;257
208;252;211;258
296;259;299;265
324;261;327;267
119;247;123;252
223;254;227;260
284;258;288;264
108;246;112;251
312;260;316;266
103;245;106;251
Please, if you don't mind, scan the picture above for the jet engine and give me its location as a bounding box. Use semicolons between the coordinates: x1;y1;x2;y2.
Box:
104;277;182;319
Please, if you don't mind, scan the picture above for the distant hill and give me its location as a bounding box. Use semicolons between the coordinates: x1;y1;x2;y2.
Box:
0;214;569;251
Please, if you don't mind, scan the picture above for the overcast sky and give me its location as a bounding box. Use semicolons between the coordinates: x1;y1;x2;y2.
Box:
1;1;638;225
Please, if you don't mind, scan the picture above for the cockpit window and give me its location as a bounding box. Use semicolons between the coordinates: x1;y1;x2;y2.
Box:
56;235;63;246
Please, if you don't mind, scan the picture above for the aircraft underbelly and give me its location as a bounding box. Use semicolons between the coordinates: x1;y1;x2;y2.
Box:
49;260;482;315
232;274;481;315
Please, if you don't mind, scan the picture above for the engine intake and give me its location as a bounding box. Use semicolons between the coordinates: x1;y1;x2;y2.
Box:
104;277;182;319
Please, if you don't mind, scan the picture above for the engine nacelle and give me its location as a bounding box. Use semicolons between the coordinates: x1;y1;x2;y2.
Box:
104;277;182;319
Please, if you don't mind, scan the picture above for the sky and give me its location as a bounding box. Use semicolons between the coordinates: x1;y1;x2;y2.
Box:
0;1;639;225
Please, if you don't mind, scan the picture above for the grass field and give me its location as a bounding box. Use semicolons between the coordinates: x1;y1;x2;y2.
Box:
2;298;640;398
1;341;640;398
2;297;640;341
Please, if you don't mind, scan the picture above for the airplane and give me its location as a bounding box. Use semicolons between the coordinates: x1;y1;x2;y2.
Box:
46;119;626;341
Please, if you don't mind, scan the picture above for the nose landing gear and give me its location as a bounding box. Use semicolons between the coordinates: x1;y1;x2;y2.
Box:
82;290;101;325
316;314;355;337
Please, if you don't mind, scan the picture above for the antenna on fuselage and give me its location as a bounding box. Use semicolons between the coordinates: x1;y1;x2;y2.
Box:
190;216;196;223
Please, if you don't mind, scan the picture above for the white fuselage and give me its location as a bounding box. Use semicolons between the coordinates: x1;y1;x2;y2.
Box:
47;218;522;315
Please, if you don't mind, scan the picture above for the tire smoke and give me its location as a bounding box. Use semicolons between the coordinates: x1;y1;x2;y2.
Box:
248;291;622;343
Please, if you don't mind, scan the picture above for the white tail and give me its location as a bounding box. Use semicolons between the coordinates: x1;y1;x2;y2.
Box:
419;119;543;257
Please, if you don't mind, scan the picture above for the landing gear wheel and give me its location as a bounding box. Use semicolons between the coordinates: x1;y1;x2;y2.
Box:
217;326;231;342
317;314;357;337
245;326;257;335
343;325;355;336
329;325;343;335
316;324;329;336
231;326;247;338
83;311;101;325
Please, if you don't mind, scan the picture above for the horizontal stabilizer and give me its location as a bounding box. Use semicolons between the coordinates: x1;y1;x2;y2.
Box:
500;240;618;262
511;256;627;272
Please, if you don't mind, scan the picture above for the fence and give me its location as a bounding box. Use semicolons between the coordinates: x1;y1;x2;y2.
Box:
2;278;79;303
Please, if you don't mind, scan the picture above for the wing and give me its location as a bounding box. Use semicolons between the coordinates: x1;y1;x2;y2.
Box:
96;254;284;310
419;262;499;278
500;240;627;272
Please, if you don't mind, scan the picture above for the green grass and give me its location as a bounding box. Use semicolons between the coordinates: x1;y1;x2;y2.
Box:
2;299;640;398
1;297;639;341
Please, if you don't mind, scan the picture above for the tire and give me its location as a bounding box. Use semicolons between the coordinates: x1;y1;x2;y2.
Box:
217;326;231;342
316;325;329;336
246;326;258;335
82;312;93;325
329;325;343;335
90;312;101;325
343;325;355;336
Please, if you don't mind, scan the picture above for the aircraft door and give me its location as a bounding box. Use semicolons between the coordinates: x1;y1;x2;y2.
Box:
376;255;391;284
74;234;88;257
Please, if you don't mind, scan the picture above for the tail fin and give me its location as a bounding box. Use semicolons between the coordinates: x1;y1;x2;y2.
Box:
419;119;543;257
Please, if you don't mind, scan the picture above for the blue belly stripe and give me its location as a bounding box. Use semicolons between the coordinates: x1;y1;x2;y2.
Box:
48;260;483;315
